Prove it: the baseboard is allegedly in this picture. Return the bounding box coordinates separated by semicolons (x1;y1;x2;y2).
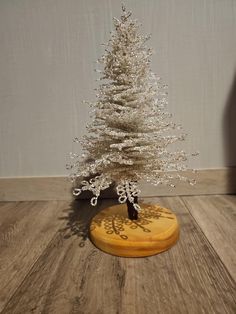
0;168;235;201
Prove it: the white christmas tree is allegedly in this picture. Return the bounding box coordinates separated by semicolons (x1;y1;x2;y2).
67;6;196;219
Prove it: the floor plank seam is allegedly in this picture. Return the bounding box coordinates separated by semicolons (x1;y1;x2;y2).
180;196;236;284
0;219;66;314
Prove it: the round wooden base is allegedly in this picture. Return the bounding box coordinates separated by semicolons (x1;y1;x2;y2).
89;203;179;257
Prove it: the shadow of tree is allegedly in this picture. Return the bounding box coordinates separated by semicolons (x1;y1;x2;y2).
59;198;118;246
223;71;236;193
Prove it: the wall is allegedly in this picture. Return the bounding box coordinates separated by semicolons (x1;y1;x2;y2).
0;0;236;178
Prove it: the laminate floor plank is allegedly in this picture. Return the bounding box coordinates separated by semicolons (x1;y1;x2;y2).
0;200;68;312
182;195;236;281
2;197;236;314
0;201;23;225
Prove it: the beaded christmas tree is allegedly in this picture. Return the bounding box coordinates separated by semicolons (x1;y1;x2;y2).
67;6;196;225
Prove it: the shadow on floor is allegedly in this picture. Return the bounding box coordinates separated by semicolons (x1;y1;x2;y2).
223;71;236;193
59;198;118;246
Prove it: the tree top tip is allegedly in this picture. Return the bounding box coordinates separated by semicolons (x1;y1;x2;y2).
120;4;132;22
121;3;126;12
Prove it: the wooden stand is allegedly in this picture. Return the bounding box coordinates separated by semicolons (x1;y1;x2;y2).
89;203;180;257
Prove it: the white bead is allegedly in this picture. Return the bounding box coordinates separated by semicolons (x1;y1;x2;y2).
91;197;98;206
73;188;81;196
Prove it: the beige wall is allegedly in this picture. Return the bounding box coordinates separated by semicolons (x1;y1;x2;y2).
0;0;236;178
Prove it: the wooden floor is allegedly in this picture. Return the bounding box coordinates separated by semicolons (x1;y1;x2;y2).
0;195;235;314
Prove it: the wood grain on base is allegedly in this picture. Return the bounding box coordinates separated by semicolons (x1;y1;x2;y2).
89;203;179;257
